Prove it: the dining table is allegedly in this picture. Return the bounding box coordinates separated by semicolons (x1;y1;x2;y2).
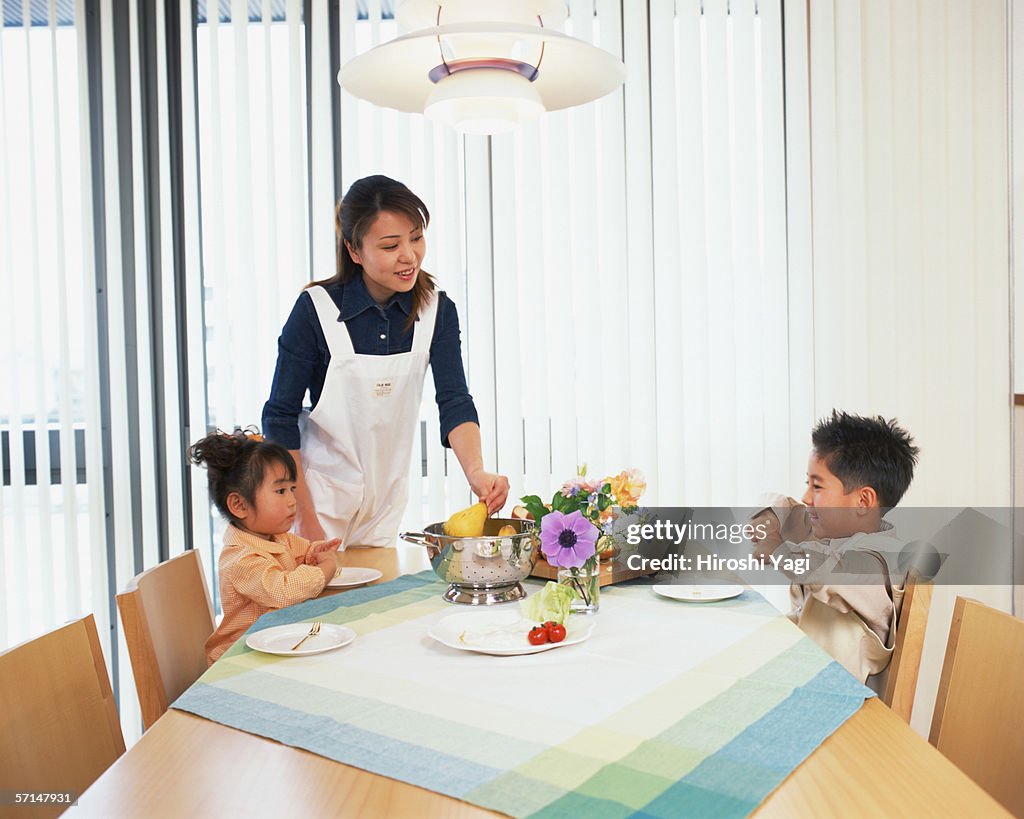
76;545;1008;818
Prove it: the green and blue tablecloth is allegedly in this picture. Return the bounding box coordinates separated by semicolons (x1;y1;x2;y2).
174;573;872;818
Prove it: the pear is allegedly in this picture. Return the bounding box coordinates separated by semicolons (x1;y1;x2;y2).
497;524;517;537
444;501;488;537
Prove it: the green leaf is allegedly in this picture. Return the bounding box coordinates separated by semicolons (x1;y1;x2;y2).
552;492;580;514
520;495;549;523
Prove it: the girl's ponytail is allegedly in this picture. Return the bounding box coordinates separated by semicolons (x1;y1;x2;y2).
189;428;295;521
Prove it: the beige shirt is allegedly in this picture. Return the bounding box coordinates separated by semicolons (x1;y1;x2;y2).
753;494;901;646
205;525;326;665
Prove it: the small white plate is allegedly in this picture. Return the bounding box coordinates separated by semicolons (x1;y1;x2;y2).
326;567;383;589
652;584;744;603
245;623;356;656
429;610;594;656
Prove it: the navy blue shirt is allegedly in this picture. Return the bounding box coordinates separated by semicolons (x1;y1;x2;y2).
262;276;479;450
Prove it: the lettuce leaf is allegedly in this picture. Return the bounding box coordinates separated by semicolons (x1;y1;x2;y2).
520;581;574;624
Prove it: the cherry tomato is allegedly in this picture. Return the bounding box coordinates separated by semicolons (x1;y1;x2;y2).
546;623;567;643
528;626;549;646
542;620;558;633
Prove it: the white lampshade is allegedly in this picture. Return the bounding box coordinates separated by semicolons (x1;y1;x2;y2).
425;68;544;134
338;21;626;135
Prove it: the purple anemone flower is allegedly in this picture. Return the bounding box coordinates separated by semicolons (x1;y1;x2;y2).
540;510;598;569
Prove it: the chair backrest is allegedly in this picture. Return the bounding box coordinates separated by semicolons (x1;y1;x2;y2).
929;596;1024;816
117;549;216;730
0;615;125;800
880;569;932;722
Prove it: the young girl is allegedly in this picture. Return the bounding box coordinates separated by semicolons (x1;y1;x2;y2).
191;429;341;664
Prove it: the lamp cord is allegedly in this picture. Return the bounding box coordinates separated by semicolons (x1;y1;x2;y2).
432;7;547;82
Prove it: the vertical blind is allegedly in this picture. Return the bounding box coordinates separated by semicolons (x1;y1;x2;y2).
784;0;1011;736
17;0;1012;740
332;0;791;530
0;2;793;685
787;0;1010;508
192;0;309;581
0;0;102;669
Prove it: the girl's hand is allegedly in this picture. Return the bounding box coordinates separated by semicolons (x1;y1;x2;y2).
468;469;510;515
305;538;343;565
315;550;339;583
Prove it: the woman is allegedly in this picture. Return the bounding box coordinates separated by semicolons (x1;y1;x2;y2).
262;175;509;545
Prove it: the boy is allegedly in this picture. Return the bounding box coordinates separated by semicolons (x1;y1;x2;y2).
751;410;919;683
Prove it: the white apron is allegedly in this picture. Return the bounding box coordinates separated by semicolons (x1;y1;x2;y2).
300;285;437;547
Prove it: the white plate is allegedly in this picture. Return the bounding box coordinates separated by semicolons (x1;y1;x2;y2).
652;584;744;603
326;567;383;589
245;623;356;656
429;610;594;656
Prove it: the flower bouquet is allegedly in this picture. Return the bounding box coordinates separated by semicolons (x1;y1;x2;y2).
520;467;646;615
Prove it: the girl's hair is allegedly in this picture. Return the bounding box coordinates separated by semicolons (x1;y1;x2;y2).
189;428;297;521
308;174;436;332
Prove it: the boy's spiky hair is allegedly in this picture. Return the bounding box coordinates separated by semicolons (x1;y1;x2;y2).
812;410;919;508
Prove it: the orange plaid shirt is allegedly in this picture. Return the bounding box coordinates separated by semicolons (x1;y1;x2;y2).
205;524;327;664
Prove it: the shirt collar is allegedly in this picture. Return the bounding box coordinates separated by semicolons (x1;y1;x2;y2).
337;274;415;322
225;523;287;554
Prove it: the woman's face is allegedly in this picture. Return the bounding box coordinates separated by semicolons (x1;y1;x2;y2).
347;210;425;304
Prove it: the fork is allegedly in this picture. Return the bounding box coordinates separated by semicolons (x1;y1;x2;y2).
290;621;321;651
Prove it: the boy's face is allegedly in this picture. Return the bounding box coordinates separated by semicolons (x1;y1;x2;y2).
800;452;869;539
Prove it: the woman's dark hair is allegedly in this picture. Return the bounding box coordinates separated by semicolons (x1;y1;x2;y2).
189;427;296;521
308;174;436;333
812;410;920;508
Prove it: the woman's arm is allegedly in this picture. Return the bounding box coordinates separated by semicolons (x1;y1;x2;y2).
262;292;326;449
448;421;510;514
289;450;327;541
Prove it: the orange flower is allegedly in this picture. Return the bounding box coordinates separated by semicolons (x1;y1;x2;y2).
608;469;646;508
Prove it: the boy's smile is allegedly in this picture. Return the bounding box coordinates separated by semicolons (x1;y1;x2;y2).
801;452;877;539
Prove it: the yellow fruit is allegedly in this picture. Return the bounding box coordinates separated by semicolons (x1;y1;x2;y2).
444;502;488;537
497;524;517;537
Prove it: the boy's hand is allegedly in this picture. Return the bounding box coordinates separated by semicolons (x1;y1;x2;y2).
750;509;782;558
305;538;343;565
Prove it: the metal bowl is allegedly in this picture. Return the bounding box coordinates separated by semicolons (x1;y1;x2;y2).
400;518;539;604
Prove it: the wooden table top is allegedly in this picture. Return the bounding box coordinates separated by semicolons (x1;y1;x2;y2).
77;546;1009;818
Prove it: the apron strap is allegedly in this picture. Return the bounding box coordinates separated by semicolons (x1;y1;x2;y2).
412;290;439;354
307;285;355;357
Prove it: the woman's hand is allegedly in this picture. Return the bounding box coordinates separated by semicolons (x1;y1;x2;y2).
468;469;510;515
295;514;327;543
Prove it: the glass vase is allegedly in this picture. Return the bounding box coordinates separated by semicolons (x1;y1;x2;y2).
557;558;600;615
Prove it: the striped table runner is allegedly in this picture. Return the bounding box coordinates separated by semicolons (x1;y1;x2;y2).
174;573;872;817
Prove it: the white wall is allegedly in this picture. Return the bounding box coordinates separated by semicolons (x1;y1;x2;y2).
786;0;1012;737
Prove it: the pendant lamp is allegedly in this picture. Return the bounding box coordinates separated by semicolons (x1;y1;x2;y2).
338;0;626;135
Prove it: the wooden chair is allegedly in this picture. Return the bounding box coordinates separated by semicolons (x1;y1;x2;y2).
117;549;216;730
0;615;125;808
879;569;932;722
929;597;1024;816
